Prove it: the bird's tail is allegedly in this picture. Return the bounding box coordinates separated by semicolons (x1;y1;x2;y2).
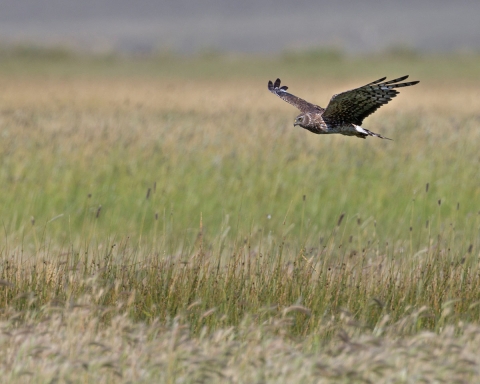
354;125;392;140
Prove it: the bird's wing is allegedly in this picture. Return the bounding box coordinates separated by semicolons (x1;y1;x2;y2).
322;76;419;126
268;78;322;113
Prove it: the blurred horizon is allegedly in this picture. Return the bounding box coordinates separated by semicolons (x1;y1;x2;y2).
1;0;480;55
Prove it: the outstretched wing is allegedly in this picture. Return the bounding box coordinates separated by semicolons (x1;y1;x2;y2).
268;78;322;113
322;75;419;126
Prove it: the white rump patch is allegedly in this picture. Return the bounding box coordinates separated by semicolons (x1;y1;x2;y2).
354;125;369;135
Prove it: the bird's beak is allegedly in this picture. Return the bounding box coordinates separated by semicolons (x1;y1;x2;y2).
293;122;298;127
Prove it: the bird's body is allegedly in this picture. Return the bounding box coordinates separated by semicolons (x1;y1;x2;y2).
268;76;419;139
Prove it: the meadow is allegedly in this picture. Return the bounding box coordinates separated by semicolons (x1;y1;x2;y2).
0;49;480;382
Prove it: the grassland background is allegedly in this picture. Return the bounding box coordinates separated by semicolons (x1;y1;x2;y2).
0;50;480;382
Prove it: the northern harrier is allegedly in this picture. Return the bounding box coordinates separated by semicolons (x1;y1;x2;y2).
268;76;419;139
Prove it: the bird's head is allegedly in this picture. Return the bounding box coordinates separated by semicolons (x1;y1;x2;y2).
294;114;309;128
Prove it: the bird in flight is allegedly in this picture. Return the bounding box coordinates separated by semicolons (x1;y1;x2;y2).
268;76;419;139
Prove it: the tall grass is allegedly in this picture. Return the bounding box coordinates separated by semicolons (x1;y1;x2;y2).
0;52;480;382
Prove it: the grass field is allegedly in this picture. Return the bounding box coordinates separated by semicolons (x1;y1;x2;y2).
1;50;480;382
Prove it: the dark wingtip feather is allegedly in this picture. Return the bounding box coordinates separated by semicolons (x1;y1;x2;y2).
395;75;409;82
391;80;420;88
367;77;387;86
269;78;289;92
382;75;409;85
